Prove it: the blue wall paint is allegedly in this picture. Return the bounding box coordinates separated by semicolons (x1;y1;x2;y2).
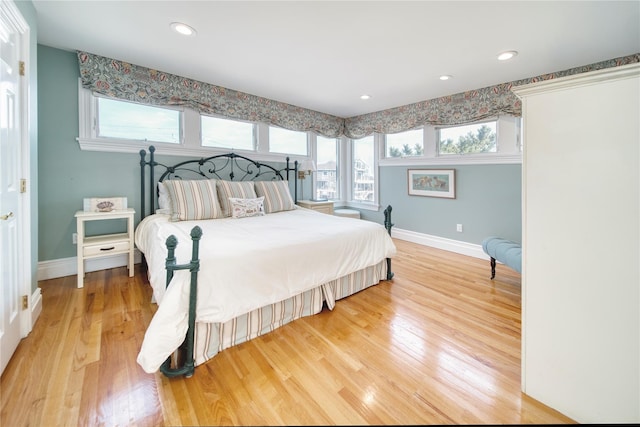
37;45;522;263
38;46;143;261
372;165;521;244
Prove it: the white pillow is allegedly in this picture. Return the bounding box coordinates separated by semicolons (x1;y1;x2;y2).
158;181;169;210
229;197;265;218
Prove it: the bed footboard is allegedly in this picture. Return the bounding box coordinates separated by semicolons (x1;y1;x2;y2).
160;226;202;379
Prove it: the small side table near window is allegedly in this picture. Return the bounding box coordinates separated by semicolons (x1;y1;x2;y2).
74;208;135;288
296;199;334;215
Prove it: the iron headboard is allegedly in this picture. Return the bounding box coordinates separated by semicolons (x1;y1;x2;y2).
139;145;298;219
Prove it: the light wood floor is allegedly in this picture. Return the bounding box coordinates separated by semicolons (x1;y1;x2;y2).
1;239;575;426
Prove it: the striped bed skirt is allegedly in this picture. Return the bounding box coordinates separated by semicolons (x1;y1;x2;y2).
193;260;388;367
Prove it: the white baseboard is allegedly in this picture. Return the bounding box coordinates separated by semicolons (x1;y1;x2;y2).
31;287;42;327
37;250;142;281
391;227;490;260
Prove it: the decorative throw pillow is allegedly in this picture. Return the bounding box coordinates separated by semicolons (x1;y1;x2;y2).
162;179;223;221
229;197;265;218
254;180;295;214
216;180;257;217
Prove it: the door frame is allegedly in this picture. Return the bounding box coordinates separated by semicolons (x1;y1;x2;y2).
2;0;34;338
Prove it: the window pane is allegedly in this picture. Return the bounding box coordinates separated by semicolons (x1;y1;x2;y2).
438;121;497;155
385;128;423;157
201;115;255;150
316;136;338;200
97;98;180;143
269;126;307;155
352;136;375;202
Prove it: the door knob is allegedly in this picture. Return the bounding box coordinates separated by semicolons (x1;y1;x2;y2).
0;212;14;220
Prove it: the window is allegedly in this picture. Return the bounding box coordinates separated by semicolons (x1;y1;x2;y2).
352;136;375;203
78;84;315;160
201;115;255;150
269;126;307;155
379;116;520;166
438;121;497;155
97;97;180;143
385;128;423;157
316;136;339;200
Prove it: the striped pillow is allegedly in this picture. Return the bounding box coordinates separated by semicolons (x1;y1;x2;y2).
216;180;258;217
163;179;223;221
254;180;295;213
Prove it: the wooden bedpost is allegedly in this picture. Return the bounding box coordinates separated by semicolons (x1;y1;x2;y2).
384;205;394;280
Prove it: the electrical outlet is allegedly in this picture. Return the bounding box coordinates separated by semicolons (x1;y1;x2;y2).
456;224;463;232
72;233;77;244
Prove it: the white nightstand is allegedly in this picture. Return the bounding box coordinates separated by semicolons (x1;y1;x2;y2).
296;199;334;215
74;208;135;288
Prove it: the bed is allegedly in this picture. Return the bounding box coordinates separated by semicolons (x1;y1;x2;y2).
135;146;397;377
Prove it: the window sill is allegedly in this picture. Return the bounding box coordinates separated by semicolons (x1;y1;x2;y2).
77;138;304;164
378;153;521;166
334;201;380;212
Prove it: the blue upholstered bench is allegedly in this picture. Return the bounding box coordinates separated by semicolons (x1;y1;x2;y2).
481;237;522;279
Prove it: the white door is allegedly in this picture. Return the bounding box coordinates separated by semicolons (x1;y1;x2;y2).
0;0;28;376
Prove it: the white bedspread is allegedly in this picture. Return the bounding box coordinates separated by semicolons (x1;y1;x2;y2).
135;206;396;372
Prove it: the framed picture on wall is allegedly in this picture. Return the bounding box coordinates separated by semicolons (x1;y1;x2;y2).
407;169;456;198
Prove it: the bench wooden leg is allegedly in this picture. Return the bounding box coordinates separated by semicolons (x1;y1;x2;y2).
490;257;496;279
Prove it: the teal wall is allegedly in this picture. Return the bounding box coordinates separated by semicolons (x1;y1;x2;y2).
38;46;142;261
363;164;521;244
15;0;38;293
37;45;522;263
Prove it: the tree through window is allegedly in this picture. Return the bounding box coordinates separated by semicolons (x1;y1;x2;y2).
438;122;497;154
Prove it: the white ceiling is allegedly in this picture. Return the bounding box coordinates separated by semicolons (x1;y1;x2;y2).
32;0;640;118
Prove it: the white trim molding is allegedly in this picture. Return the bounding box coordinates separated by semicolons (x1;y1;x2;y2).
30;287;42;330
38;250;143;281
512;62;640;97
391;227;489;260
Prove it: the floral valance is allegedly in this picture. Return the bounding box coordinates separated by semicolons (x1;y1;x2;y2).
79;50;639;140
343;53;640;138
77;51;345;138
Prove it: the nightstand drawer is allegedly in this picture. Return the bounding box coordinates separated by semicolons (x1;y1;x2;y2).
82;233;131;257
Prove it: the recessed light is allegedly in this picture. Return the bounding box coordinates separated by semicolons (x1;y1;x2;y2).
497;50;518;61
171;22;197;36
360;94;371;100
439;75;452;81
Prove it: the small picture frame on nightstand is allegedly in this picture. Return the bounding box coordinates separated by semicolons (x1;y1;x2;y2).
83;197;128;212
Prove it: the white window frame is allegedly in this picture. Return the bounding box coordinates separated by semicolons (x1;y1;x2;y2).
341;134;380;211
384;127;424;158
94;96;183;144
200;113;257;151
267;125;309;156
379;115;522;166
312;134;340;202
77;82;314;163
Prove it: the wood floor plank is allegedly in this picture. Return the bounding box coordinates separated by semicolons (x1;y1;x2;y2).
1;239;576;425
